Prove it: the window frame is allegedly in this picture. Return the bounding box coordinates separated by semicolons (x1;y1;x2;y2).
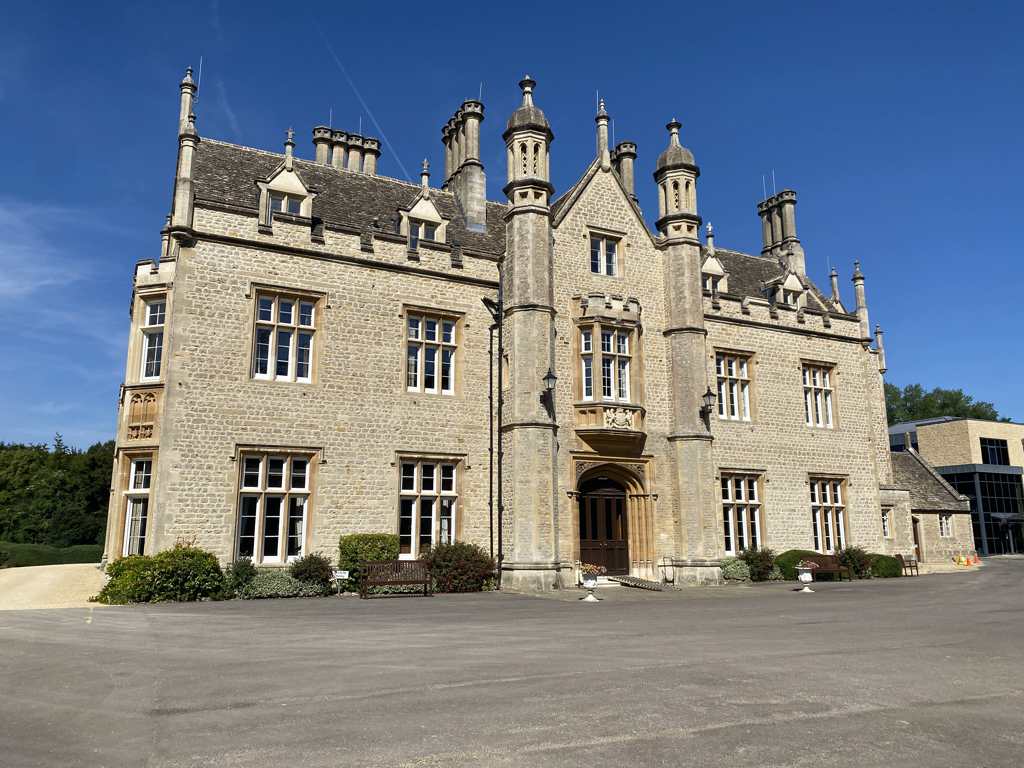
980;438;1010;466
235;452;314;565
252;291;318;384
802;362;835;429
588;234;620;277
139;296;166;382
405;310;459;396
720;473;763;555
122;455;154;557
939;512;953;538
810;477;847;554
881;507;892;539
577;321;635;404
267;191;304;219
397;457;460;559
716;352;752;422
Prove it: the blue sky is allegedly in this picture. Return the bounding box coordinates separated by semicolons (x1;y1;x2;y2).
2;1;1021;447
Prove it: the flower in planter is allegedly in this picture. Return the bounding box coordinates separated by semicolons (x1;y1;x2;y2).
579;563;607;577
796;560;820;570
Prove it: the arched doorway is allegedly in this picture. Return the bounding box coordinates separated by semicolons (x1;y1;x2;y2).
578;475;629;575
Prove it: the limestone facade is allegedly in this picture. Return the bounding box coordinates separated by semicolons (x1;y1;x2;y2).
104;71;939;584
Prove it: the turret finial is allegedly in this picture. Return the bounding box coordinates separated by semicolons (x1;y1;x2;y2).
519;75;536;107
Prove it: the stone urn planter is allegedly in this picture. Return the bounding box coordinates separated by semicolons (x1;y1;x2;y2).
579;563;606;602
795;562;817;593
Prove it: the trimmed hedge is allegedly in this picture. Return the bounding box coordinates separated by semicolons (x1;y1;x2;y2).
238;569;327;599
422;542;495;593
720;557;751;582
94;544;226;604
338;533;400;592
870;553;902;578
774;549;821;580
739;548;776;582
0;542;103;568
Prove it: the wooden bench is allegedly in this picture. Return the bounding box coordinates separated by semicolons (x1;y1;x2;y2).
896;553;920;576
803;554;852;581
359;560;431;599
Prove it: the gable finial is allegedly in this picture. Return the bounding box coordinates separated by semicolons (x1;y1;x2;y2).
420;158;431;191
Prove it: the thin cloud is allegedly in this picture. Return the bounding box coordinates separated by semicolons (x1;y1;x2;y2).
215;77;243;139
0;202;90;297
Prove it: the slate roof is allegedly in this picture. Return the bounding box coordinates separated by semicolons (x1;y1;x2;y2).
191;139;835;305
192;139;507;256
891;450;971;512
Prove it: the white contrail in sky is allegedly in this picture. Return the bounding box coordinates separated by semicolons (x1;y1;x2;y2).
319;33;413;182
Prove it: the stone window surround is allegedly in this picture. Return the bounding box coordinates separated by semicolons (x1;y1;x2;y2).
939;512;953;538
809;475;849;554
233;445;322;566
394;452;465;559
245;283;326;386
128;286;171;387
586;226;627;279
720;472;764;556
256;173;315;233
399;303;466;398
881;506;893;539
801;358;839;430
112;448;158;559
714;348;755;422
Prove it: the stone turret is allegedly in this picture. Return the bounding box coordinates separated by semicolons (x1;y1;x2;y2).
655;116;718;573
654;120;700;240
499;76;559;591
853;260;871;342
170;67;199;244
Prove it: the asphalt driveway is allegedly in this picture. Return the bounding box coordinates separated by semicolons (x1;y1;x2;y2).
1;560;1022;767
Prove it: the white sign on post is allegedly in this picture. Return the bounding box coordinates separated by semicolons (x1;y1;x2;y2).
332;570;350;581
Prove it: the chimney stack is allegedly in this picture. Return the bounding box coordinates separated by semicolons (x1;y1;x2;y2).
440;99;487;231
312;126;333;164
612;141;637;201
346;135;364;172
331;131;347;170
757;189;805;274
362;137;380;175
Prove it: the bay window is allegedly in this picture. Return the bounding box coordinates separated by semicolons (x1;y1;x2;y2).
122;456;153;556
140;297;166;381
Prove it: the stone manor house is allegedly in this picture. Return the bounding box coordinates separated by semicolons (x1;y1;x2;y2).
103;70;976;588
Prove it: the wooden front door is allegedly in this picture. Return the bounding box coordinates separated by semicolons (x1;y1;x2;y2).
578;477;629;575
912;516;922;561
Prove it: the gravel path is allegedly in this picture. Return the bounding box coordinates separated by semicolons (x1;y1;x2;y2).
0;563;105;610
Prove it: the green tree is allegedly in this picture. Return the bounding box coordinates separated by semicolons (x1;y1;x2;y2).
885;383;1009;426
0;436;113;547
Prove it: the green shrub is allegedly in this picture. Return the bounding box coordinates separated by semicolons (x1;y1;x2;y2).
95;555;158;604
720;557;751;582
148;545;226;602
422;542;495;593
0;547;9;568
337;533;400;592
225;558;258;595
774;549;821;580
738;548;776;582
289;553;333;590
95;545;225;604
238;569;327;599
0;541;103;568
768;565;785;581
869;553;902;578
837;546;873;579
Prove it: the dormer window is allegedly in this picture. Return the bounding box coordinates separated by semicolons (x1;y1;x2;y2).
409;220;438;250
782;289;801;306
703;275;720;293
268;192;303;217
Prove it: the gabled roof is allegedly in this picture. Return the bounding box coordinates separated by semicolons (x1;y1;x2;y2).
549;159;653;245
191;139;507;256
891;449;971;512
